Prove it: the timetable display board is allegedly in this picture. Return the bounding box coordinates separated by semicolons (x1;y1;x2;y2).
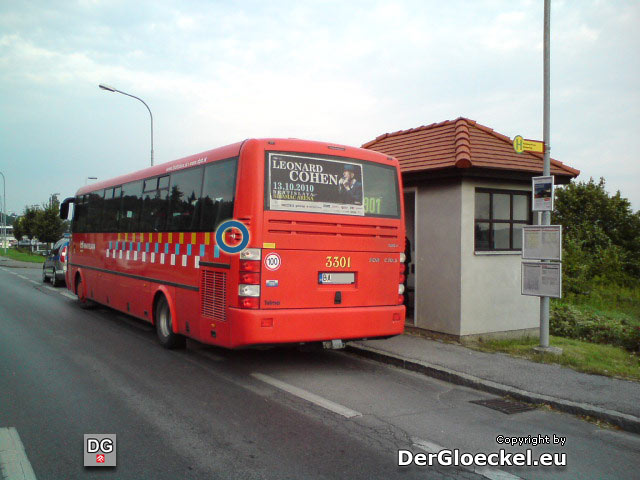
522;225;562;261
521;262;562;298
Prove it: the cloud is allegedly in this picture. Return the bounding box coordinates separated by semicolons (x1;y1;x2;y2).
0;0;638;213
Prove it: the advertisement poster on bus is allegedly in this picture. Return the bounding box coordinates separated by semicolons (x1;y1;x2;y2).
267;153;365;216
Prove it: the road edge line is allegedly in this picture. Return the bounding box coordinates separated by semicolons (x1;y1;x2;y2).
412;437;522;480
0;427;37;480
251;372;362;419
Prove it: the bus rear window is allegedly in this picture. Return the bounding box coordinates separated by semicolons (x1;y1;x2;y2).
265;153;400;218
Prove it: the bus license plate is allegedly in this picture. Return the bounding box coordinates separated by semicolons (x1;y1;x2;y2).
318;272;355;285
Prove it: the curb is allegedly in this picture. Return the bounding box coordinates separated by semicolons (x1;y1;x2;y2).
346;344;640;434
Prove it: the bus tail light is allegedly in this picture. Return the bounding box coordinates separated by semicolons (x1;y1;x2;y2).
239;260;261;272
240;272;260;284
239;248;262;309
239;284;260;297
398;283;405;305
239;285;260;309
240;248;261;260
398;263;406;304
240;297;260;309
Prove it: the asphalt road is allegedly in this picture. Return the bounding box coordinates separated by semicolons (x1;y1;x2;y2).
1;261;639;479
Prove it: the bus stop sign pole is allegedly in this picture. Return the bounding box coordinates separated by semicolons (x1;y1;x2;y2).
536;0;561;355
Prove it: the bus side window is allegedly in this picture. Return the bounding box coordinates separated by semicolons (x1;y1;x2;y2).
86;191;104;232
73;195;88;233
200;158;237;231
103;188;115;232
120;181;143;233
167;167;203;232
108;186;122;232
140;188;154;232
140;185;168;232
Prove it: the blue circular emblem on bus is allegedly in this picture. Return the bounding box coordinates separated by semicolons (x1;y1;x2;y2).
215;220;250;254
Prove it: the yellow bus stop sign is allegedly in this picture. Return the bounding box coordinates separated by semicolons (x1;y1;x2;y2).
513;135;544;154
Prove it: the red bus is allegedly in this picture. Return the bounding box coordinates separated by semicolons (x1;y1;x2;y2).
60;138;406;349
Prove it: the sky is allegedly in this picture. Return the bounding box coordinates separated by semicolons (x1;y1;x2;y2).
1;0;639;216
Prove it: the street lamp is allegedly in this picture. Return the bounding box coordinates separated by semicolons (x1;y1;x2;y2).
0;171;6;255
99;84;154;166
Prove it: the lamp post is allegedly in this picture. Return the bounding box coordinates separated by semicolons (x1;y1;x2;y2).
50;193;60;209
99;84;154;166
0;171;6;255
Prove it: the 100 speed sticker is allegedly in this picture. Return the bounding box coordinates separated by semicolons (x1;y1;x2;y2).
264;253;281;271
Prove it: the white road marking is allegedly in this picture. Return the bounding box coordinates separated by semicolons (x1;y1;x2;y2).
251;372;362;419
29;280;39;285
60;291;77;300
0;427;37;480
411;437;444;453
17;275;28;280
412;437;522;480
475;467;523;480
45;286;57;292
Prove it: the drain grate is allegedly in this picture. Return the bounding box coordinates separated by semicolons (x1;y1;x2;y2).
470;398;535;414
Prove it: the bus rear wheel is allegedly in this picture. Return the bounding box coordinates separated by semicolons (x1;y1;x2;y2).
75;275;94;309
155;296;186;349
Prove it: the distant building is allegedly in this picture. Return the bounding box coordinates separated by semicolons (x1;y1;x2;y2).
1;225;16;247
363;117;579;340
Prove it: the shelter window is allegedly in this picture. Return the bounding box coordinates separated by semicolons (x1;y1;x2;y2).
474;189;532;251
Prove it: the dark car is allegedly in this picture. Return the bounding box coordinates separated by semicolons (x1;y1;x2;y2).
42;237;69;287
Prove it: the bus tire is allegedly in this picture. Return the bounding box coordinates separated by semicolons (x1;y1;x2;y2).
75;274;94;309
155;295;186;349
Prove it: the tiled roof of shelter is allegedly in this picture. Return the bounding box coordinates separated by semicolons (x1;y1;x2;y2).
362;117;579;178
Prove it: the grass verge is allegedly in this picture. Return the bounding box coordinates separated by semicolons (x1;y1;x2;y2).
471;335;640;382
0;247;46;263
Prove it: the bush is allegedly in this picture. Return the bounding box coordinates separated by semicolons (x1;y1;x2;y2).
551;303;640;352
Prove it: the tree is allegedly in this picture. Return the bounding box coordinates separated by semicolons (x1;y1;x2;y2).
12;203;66;245
33;200;65;244
553;178;640;285
19;206;40;240
12;216;25;241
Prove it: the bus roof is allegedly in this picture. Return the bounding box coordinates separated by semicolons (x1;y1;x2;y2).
76;138;397;196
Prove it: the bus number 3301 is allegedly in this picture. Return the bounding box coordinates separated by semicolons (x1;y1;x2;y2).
325;256;351;268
